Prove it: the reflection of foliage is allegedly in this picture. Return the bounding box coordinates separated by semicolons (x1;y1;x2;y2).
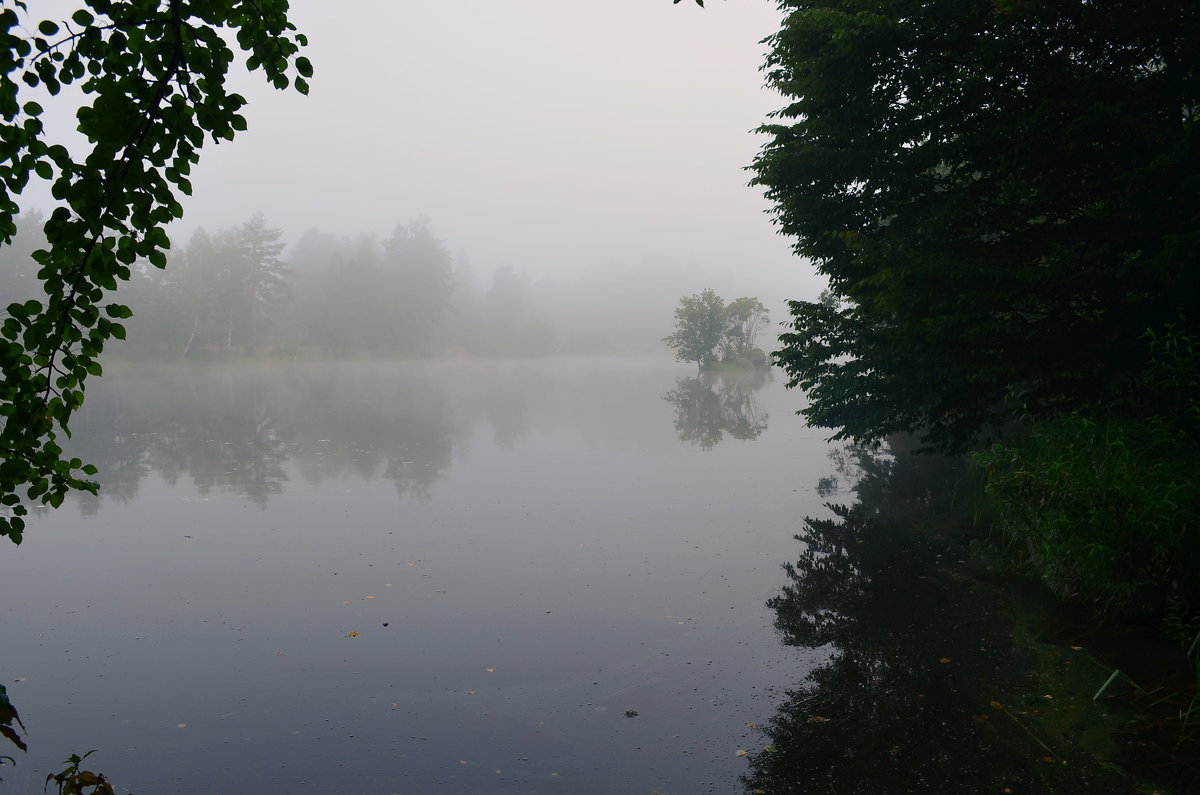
663;371;769;451
61;364;457;511
0;684;25;755
284;371;454;502
744;442;1133;793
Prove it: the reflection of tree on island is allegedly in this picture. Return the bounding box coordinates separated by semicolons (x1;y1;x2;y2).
663;370;769;451
742;443;1131;794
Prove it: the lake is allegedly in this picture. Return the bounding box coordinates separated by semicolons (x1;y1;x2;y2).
1;358;839;794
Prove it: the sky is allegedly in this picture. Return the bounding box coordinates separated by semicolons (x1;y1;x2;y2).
28;0;826;315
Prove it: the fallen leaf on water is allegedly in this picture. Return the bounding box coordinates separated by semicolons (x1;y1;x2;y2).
467;691;477;695
744;721;758;728
990;700;1003;709
1071;646;1083;651
364;595;377;600
1042;756;1056;763
808;716;831;723
939;657;952;663
486;668;495;673
346;631;359;638
341;601;350;605
735;749;749;757
176;723;187;728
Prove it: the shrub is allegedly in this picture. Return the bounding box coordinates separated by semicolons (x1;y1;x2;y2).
976;413;1199;621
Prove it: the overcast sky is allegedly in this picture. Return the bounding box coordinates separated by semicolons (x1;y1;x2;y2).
31;1;825;308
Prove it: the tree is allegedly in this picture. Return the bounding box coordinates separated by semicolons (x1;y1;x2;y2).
383;217;455;355
0;1;309;542
664;288;727;370
752;0;1199;452
664;289;770;369
720;295;768;361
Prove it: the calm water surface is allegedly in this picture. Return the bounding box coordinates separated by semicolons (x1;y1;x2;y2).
1;359;836;794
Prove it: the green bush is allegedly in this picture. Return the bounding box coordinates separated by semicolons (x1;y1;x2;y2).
976;413;1199;622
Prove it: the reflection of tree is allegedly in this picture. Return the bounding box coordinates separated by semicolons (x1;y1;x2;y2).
663;371;769;451
60;365;456;511
283;372;454;501
743;443;1131;793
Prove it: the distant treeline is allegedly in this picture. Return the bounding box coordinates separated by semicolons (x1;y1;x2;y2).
3;211;685;358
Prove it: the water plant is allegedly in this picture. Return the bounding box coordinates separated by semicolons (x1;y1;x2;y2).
44;751;116;795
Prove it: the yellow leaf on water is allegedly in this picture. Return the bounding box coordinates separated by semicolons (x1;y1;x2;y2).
486;668;495;673
346;631;359;637
939;657;952;663
735;749;749;757
364;595;377;600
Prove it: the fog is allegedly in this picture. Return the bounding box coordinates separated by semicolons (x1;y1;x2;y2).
22;0;825;354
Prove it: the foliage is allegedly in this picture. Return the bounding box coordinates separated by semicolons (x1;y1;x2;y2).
975;412;1200;621
663;289;768;369
719;295;768;361
134;214;290;353
45;751;116;795
0;1;309;543
280;218;456;355
663;288;726;369
753;0;1200;452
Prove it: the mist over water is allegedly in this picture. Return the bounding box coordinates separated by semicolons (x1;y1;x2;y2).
1;358;836;793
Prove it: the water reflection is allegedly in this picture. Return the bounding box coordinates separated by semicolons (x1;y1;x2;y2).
5;360;836;794
0;685;24;756
64;363;459;509
742;442;1132;793
662;370;769;450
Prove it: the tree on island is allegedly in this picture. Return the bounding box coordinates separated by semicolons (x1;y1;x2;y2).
664;289;769;371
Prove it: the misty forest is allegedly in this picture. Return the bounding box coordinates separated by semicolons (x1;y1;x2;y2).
1;1;1197;794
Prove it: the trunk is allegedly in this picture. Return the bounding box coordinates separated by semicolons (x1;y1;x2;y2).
182;315;199;358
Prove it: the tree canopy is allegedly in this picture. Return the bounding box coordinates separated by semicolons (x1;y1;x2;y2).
663;289;769;370
0;1;309;542
752;0;1199;452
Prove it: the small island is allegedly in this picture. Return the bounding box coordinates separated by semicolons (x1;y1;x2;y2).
663;288;770;372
